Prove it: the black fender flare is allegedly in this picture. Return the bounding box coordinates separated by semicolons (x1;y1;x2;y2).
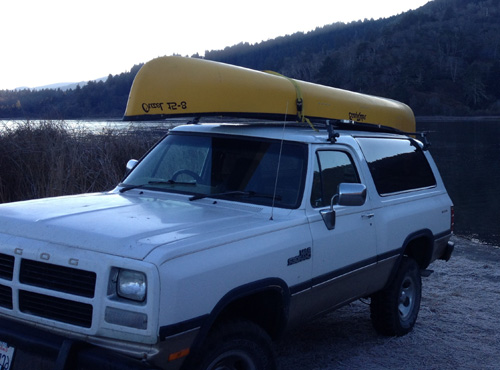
176;278;291;354
384;229;434;288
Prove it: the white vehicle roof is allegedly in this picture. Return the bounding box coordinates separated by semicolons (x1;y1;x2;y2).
171;122;410;145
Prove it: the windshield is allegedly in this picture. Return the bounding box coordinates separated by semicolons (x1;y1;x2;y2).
122;132;308;209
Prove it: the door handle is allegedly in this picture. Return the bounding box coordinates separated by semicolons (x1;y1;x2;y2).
362;213;375;219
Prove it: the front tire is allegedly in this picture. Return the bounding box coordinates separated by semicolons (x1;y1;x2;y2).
370;256;422;336
187;320;277;370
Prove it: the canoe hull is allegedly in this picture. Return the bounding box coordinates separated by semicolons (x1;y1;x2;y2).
123;56;415;132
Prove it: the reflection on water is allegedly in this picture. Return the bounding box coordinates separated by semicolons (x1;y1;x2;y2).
0;119;180;133
418;118;500;246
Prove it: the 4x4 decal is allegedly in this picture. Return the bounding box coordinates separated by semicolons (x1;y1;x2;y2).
287;247;312;266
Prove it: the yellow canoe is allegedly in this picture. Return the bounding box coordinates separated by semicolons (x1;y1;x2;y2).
123;56;415;132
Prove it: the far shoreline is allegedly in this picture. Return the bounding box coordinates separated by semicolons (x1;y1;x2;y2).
416;116;500;122
2;115;500;123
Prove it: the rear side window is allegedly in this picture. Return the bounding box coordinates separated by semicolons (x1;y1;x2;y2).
356;137;436;195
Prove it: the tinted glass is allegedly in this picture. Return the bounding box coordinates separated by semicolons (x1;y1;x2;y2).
356;137;436;195
310;151;360;208
124;133;308;209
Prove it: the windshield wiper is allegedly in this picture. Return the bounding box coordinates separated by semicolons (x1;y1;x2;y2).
189;190;281;202
119;180;196;194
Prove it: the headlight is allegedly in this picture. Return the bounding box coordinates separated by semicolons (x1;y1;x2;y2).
117;269;147;302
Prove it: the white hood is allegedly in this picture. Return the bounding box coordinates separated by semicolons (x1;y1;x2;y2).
0;191;273;260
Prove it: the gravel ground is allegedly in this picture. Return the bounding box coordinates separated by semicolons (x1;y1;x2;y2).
276;235;500;369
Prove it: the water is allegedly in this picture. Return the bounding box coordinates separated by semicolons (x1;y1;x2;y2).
418;118;500;246
2;118;499;246
0;119;177;133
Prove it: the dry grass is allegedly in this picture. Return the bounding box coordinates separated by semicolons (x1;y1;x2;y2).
0;120;165;203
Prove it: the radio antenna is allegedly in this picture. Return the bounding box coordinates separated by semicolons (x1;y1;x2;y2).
270;103;288;220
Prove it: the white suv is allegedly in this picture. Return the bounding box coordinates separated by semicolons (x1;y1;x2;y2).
0;120;453;370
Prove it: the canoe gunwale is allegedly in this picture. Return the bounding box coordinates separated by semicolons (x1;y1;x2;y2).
122;111;422;138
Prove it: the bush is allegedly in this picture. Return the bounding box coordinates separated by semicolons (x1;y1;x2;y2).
0;120;165;203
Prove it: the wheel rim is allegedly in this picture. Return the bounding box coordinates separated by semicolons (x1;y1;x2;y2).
398;276;416;320
207;349;258;370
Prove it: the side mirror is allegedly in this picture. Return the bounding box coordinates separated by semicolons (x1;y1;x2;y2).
337;183;367;206
320;183;367;230
126;159;138;174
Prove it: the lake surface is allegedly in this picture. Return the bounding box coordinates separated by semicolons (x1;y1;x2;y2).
418;118;500;246
2;118;499;246
0;119;178;133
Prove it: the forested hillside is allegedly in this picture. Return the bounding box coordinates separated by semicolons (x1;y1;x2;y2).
0;64;143;119
1;0;499;119
206;0;500;116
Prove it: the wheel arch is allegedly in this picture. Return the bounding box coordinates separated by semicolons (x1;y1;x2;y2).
402;229;434;269
192;278;291;351
384;229;434;289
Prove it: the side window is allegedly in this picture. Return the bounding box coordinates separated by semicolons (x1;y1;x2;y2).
356;137;436;195
310;151;360;208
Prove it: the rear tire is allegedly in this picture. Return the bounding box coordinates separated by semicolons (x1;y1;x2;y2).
187;320;277;370
370;256;422;336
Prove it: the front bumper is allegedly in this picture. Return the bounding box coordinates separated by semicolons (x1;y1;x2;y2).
0;317;161;370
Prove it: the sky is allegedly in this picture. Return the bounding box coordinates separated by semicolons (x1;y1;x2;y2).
0;0;430;90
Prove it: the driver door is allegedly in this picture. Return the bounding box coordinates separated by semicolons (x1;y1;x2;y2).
307;148;379;312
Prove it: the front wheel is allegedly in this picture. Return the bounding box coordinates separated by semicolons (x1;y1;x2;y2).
370;256;422;336
186;320;277;370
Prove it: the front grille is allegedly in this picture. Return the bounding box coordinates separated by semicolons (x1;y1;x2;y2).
0;253;14;280
0;284;12;309
20;259;96;298
0;255;97;328
19;290;93;328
